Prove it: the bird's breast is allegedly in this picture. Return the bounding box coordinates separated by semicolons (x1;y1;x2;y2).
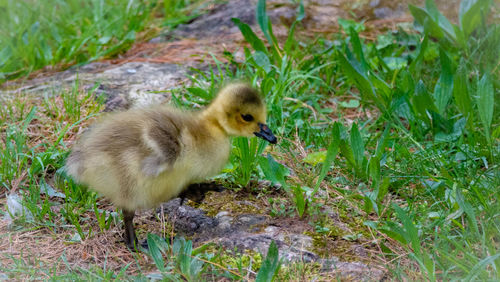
185;137;231;182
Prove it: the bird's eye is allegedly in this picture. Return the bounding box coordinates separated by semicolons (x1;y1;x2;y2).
241;114;254;122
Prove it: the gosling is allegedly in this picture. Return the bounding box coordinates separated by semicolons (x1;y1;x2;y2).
65;83;277;249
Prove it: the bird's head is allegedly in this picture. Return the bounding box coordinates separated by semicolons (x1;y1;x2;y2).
207;83;277;144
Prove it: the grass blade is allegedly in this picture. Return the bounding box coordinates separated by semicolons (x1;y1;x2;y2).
256;240;281;282
465;253;500;281
284;0;304;54
257;0;271;42
476;74;494;144
231;18;267;53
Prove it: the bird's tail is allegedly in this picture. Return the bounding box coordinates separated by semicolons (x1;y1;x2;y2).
65;149;84;182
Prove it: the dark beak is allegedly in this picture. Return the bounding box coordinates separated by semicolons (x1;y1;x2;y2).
254;123;277;144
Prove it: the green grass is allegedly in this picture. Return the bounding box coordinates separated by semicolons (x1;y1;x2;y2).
0;0;208;83
1;0;499;280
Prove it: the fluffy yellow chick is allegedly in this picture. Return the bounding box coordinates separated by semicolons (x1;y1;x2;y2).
65;83;276;248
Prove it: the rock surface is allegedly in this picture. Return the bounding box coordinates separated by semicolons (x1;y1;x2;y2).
158;197;385;281
2;62;188;110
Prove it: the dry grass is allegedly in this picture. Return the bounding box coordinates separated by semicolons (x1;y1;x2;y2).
0;200;179;277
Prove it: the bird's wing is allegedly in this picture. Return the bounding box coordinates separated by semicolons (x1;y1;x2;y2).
141;113;182;176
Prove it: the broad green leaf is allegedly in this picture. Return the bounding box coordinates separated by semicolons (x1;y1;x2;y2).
394;96;414;123
293;185;306;217
312;123;340;196
477;74;494;141
409;5;444;39
340;49;389;110
378;177;390;202
379;222;407;244
22;106;37;132
459;0;490;37
369;156;380;189
147;233;167;272
425;0;456;41
383;57;407;70
258;154;289;187
186;87;210;99
349;27;368;73
40;180;66;198
253;51;272;73
338;18;365;33
434;49;454;115
452;64;472;122
339;99;360;108
256;241;281;282
412;80;436;123
257;0;271;43
375;123;391;159
231;18;267;53
267;20;282;65
337;53;375;100
434;117;466;142
179;240;194;276
393;205;421;256
409;35;428;74
424;0;440;20
303;151;326;166
455;186;479;235
340;139;356;171
370;72;392;102
492;126;500;139
296;0;305;21
363;191;377;215
453;24;467;51
376;34;393;50
350;123;365;171
284;0;305;54
0;47;13;68
98;36;111;45
284;21;298;54
399;70;415;94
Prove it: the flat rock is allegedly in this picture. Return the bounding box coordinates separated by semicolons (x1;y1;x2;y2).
320;259;386;281
158;198;385;280
1;62;188;110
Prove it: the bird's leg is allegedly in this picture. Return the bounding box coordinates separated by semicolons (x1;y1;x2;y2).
178;182;225;205
123;209;149;250
123;209;138;249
